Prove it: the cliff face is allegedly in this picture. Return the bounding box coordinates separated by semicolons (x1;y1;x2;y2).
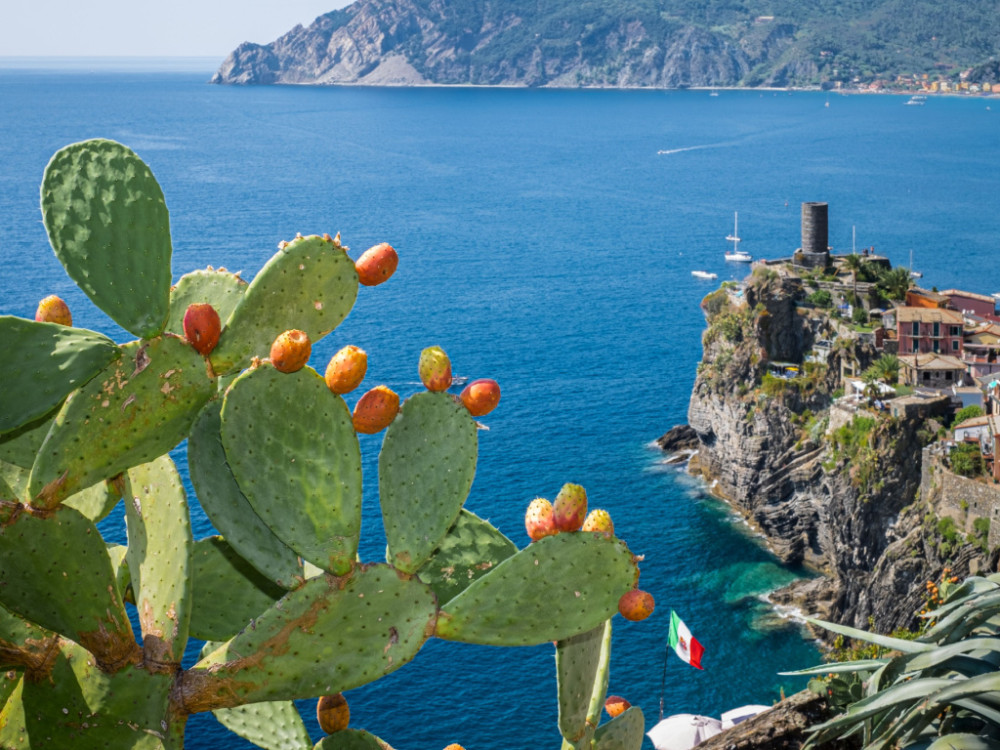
209;1;806;87
684;268;988;634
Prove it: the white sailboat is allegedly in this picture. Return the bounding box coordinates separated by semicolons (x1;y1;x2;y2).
724;212;752;262
909;249;922;278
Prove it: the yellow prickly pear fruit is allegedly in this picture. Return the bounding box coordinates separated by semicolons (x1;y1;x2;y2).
419;346;453;391
325;345;368;394
270;329;311;373
552;483;587;532
525;497;558;541
316;692;350;734
35;295;72;326
582;508;614;538
352;385;400;434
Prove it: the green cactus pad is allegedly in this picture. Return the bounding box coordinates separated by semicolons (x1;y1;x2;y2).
0;670;19;713
106;543;132;602
0;638;172;750
124;454;192;666
41;139;173;338
220;365;362;575
210;235;358;374
434;533;638;646
593;706;646;750
189;536;286;642
0;410;56;470
165;267;248;336
28;334;215;508
189;565;435;706
188;400;302;589
0;505;138;671
557;620;611;744
0;461;27;501
379;392;477;573
0;458;118;523
0;317;119;437
314;730;395;750
213;700;312;750
416;509;516;606
0;603;55;671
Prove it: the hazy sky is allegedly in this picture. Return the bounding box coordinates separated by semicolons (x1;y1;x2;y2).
2;0;352;58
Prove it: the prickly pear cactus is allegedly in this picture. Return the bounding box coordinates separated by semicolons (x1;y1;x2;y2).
0;139;652;750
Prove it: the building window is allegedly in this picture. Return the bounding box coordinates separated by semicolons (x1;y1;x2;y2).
913;321;919;337
952;326;961;336
933;340;940;353
953;340;959;351
946;371;953;380
923;372;930;381
933;322;940;338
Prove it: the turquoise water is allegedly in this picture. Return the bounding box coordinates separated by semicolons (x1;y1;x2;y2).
2;64;999;749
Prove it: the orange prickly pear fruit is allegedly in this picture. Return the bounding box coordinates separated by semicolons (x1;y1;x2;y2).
355;242;398;286
553;483;588;532
325;345;368;394
35;295;72;326
582;508;614;537
525;497;558;541
618;589;655;622
419;346;453;391
182;303;221;356
316;692;350;734
270;329;311;373
352;385;400;434
459;378;500;417
604;695;631;718
443;745;467;750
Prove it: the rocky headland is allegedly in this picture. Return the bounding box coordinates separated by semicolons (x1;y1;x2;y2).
667;264;996;637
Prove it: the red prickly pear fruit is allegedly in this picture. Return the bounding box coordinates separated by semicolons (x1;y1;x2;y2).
270;329;311;373
35;295;72;326
525;497;558;541
459;379;500;417
182;303;221;356
582;508;614;538
553;483;587;532
355;242;398;286
419;346;453;391
604;695;631;719
618;589;655;622
352;385;400;434
316;692;350;734
325;345;368;394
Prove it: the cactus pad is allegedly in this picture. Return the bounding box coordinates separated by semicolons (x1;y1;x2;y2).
0;602;55;671
165;267;248;336
593;706;646;750
188;400;302;588
124;454;192;666
213;700;312;750
0;411;56;470
41;139;173;338
379;392;477;573
210;235;358;374
0;638;172;749
189;565;435;706
314;730;395;750
415;509;516;606
557;620;611;744
220;365;362;575
28;334;215;508
189;536;286;642
0;316;119;437
435;533;638;646
0;505;138;671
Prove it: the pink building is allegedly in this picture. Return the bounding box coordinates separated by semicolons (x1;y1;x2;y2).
896;307;965;356
940;289;997;318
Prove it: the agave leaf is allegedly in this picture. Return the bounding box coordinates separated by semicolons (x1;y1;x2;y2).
805;616;933;654
779;659;887;676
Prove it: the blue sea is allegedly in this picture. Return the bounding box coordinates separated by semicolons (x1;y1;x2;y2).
2;60;999;750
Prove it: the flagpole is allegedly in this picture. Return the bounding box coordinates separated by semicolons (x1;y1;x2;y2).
658;631;671;721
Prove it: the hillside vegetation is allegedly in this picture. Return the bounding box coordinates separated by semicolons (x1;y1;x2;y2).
212;0;1000;88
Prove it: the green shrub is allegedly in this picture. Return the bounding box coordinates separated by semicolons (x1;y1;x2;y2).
953;404;985;426
950;442;983;477
851;306;868;325
807;289;832;307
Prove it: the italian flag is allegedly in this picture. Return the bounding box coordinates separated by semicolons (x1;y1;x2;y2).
668;610;704;670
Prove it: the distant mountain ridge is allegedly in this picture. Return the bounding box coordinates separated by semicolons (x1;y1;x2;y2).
211;0;1000;88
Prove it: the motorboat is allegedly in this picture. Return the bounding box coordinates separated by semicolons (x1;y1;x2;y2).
691;270;717;280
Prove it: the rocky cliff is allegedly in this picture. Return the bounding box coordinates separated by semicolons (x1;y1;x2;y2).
679;267;992;636
211;0;1000;88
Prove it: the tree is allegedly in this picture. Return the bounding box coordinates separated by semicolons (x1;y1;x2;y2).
953;404;985;426
950;441;983;477
877;266;913;302
869;353;900;384
842;253;863;307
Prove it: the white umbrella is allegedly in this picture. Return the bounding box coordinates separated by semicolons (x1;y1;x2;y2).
646;714;723;750
720;704;771;730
